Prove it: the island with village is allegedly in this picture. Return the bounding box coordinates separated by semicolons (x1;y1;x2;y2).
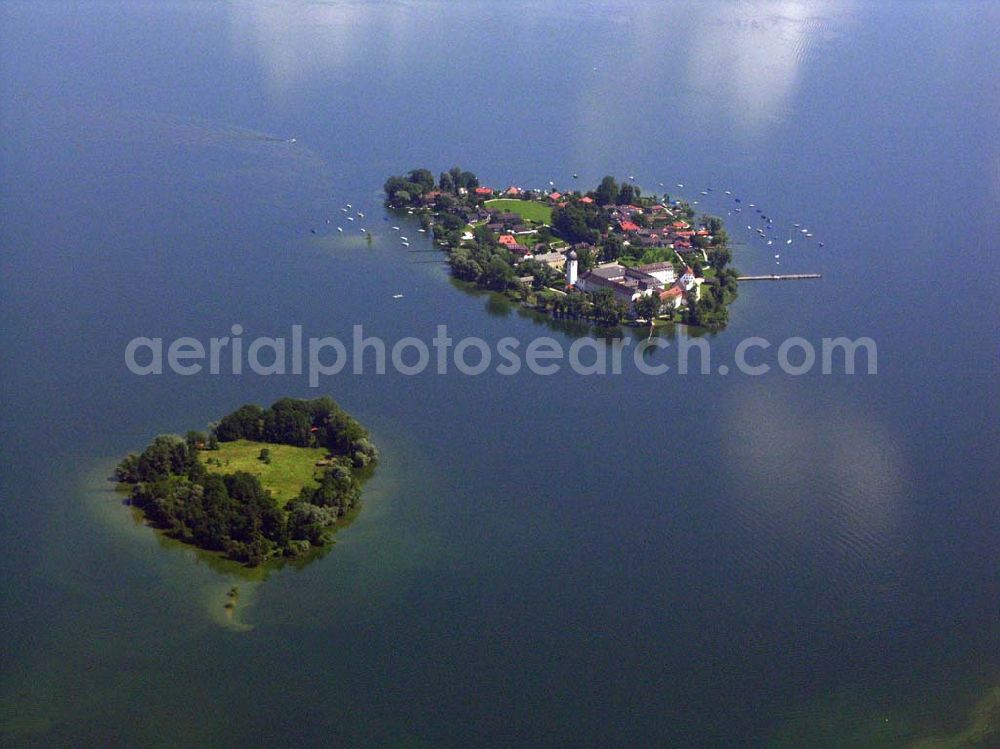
383;168;738;329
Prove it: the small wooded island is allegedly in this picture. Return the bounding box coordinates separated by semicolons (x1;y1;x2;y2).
384;168;738;329
116;397;378;566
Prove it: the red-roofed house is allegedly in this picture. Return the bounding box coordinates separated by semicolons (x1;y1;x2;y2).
659;267;701;309
580;196;594;204
498;234;518;246
620;221;641;233
549;191;562;201
505;186;522;197
474;186;494;197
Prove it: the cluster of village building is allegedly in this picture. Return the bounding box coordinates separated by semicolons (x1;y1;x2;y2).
443;185;710;312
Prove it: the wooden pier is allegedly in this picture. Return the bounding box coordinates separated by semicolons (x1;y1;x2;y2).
737;273;822;281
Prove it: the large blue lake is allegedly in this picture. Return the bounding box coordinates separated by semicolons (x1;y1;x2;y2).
1;1;997;746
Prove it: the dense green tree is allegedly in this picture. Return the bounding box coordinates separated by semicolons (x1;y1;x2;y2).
591;288;627;325
438;170;454;193
707;245;732;274
575;245;597;272
483;256;517;291
634;294;661;324
215;404;266;441
553;204;598;244
595;176;619;206
459;171;479;190
406;168;435;194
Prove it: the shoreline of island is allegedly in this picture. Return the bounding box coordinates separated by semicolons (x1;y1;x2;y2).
384;168;738;330
115;397;378;568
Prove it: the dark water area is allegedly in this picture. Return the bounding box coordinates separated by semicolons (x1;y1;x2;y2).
1;2;997;746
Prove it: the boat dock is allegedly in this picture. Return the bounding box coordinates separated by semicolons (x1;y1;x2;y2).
737;273;822;281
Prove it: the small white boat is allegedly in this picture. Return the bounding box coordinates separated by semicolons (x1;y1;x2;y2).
393;294;403;299
400;236;408;241
418;228;426;233
392;226;400;230
347;216;355;221
724;190;732;195
677;183;684;188
341;208;348;213
357;212;365;218
806;233;813;238
346;203;352;209
786;239;793;245
774;254;780;259
337;227;343;233
401;242;410;247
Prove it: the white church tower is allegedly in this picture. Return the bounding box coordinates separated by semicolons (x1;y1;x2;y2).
566;249;578;286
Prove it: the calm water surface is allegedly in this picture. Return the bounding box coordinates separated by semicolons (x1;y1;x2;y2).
1;2;997;747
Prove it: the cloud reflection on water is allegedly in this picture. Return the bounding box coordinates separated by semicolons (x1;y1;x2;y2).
725;385;907;569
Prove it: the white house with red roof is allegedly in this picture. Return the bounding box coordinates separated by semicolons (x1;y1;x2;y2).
659;266;701;310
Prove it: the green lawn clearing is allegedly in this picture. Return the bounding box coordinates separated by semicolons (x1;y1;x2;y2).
204;440;328;505
484;198;552;224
